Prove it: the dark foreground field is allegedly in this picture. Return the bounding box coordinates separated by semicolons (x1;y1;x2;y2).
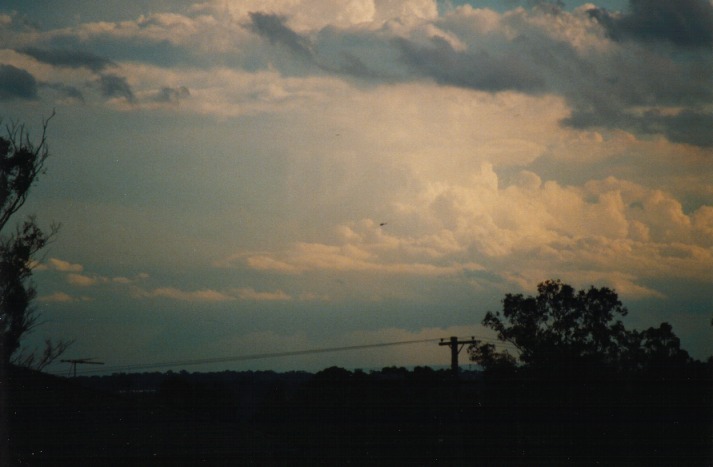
7;365;712;466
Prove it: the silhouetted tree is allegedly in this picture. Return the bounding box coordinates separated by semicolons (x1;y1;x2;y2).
468;280;711;464
470;279;693;379
0;113;63;467
637;322;691;379
468;342;516;377
0;113;65;367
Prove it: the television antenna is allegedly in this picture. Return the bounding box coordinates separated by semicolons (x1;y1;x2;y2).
61;358;104;377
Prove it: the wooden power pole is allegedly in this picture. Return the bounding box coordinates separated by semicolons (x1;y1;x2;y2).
61;358;104;377
439;336;478;376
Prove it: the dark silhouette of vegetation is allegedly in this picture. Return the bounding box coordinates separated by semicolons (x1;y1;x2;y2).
0;113;69;467
7;358;712;465
0;113;66;368
469;279;712;465
470;279;696;378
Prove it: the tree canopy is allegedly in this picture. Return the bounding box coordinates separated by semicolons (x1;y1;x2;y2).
471;279;692;380
0;114;63;368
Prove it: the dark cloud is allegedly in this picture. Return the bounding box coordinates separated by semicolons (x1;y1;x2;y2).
0;64;38;100
248;12;313;58
306;10;710;147
328;52;385;80
41;82;85;102
590;0;713;48
565;107;713;147
18;47;115;72
395;36;545;93
153;86;190;103
98;73;134;102
643;110;713;147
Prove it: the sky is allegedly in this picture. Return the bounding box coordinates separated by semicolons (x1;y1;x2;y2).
1;0;711;374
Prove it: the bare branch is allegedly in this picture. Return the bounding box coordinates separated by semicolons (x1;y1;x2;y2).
0;111;54;233
12;338;74;371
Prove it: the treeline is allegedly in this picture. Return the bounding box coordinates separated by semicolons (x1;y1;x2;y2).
10;359;712;465
76;366;467;423
463;280;713;465
73;360;711;465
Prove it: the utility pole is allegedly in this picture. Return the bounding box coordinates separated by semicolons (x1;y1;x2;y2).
61;358;104;377
439;336;478;377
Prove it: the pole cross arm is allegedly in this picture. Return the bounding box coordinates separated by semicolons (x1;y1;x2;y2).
61;358;105;377
439;336;479;376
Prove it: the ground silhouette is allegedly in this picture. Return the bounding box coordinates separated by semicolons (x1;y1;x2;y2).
8;362;711;465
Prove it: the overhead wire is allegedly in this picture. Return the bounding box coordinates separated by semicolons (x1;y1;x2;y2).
50;334;519;376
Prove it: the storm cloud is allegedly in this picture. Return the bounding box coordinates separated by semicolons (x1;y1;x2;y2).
591;0;713;48
395;35;546;93
248;12;314;59
153;85;190;103
98;73;135;102
19;47;115;72
41;82;84;102
0;64;37;100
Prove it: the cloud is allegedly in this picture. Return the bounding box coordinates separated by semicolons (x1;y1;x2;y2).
241;238;473;277
152;85;190;103
98;73;135;102
2;0;707;147
136;287;235;302
38;291;93;303
111;276;133;284
0;64;38;100
394;35;545;92
642;110;713;148
41;81;84;102
235;287;291;301
38;292;74;303
247;12;314;58
590;0;713;48
67;273;100;287
215;0;438;31
229;166;712;301
48;258;84;273
18;47;115;72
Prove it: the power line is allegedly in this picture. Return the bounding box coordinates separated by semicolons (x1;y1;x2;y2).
56;338;436;375
52;334;519;376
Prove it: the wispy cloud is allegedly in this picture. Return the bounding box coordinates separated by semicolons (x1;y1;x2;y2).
38;291;93;303
134;287;235;302
48;258;84;273
66;273;101;287
235;287;291;301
